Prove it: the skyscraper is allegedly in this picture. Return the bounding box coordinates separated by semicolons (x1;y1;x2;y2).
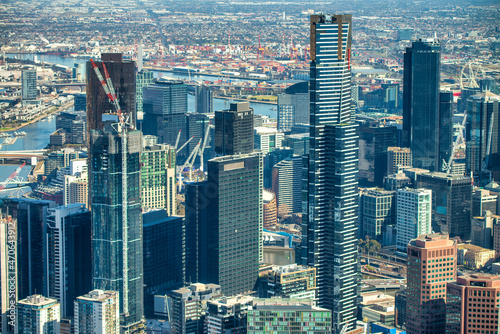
141;142;177;215
465;92;499;177
90;128;144;330
195;84;213;114
45;204;92;319
406;233;457;334
21;69;37;101
136;70;154;120
277;81;309;131
1;199;55;300
185;153;263;296
272;156;302;215
396;188;432;253
417;172;472;240
86;54;137;135
298;14;359;332
403;38;442;171
214;102;254;156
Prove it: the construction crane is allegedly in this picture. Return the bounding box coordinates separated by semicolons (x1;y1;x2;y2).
176;136;195;154
442;110;467;174
0;162;26;192
178;139;201;191
198;124;212;172
90;58;131;316
482;113;494;181
174;130;182;151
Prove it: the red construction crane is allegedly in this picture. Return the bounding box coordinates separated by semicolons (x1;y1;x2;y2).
0;162;26;192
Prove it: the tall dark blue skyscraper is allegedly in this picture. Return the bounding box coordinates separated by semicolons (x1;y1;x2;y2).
90;127;144;330
403;38;442;171
298;14;359;333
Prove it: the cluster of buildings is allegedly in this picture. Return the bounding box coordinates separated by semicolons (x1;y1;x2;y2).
0;6;499;334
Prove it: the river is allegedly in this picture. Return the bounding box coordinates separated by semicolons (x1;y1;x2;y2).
6;53;278;118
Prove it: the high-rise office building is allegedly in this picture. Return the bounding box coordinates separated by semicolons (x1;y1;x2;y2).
263;190;277;229
21;69;37;100
272;156;302;215
214;102;254;156
438;91;453;170
358;124;398;187
142;210;184;295
185;153;263;296
277;81;309;132
44;204;91;319
359;188;396;242
73;93;86;112
0;216;16;334
1;199;55;300
298;14;359;332
16;295;60;334
417;172;472;240
465;92;499;177
403;39;444;172
446;274;500;334
141;142;176;215
74;290;119;334
90;128;144;330
195;85;213;114
136;70;154;119
169;283;222;334
247;299;332;334
86;53;137;135
396;188;432;253
263;148;294;189
406;234;457;334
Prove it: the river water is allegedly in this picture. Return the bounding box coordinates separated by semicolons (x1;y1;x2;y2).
6;53;278;118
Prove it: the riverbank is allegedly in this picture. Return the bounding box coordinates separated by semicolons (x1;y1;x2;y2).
0;101;73;133
214;95;277;105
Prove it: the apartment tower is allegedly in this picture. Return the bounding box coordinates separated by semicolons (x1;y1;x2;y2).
298;14;359;332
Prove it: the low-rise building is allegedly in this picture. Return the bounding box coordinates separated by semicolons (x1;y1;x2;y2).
457;244;496;269
259;264;317;302
205;295;254;334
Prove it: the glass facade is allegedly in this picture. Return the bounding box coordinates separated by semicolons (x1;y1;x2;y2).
403;39;441;171
90;128;144;328
298;14;359;333
214;102;254;156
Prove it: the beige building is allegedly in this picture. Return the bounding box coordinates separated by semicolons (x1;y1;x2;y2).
457;244;496;269
74;290;119;334
387;147;412;174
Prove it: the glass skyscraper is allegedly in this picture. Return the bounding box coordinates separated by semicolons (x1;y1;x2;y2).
403;39;442;171
298;14;359;333
90;128;144;330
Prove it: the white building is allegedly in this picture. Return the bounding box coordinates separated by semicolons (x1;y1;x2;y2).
254;127;284;154
16;295;60;334
396;188;432;253
74;290;119;334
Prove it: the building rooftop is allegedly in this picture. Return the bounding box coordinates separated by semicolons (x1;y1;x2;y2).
270;263;314;275
251;298;328;312
77;289;117;302
19;295;58;307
